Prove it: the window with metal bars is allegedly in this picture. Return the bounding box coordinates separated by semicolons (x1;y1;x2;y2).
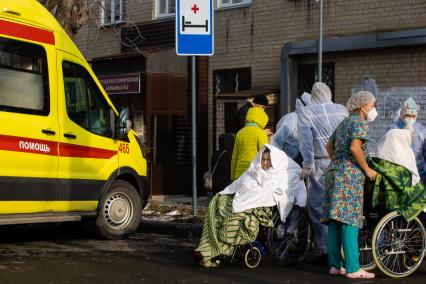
297;63;335;101
213;67;251;94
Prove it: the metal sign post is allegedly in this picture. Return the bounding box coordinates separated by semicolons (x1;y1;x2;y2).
191;56;197;216
176;0;214;217
317;0;323;82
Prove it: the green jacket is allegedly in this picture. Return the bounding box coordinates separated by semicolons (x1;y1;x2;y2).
231;107;269;180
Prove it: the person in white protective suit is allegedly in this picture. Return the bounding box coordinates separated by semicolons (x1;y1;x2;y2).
388;97;426;183
270;92;311;165
220;144;307;222
297;82;349;258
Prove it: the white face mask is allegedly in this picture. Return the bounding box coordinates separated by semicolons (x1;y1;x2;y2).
403;118;416;126
363;107;378;122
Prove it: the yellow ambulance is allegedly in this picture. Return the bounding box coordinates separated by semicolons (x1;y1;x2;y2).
0;0;149;239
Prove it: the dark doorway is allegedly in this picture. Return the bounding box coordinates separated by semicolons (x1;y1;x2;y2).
224;102;238;133
150;114;192;195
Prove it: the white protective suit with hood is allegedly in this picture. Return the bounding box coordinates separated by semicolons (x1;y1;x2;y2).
296;82;349;254
389;98;426;183
271;92;311;160
219;144;307;222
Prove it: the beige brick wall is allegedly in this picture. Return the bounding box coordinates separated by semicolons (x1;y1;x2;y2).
211;0;426;92
286;46;426;155
73;0;156;60
69;0;426;163
208;0;426;161
73;24;122;59
335;47;426;104
298;47;426;105
127;0;155;23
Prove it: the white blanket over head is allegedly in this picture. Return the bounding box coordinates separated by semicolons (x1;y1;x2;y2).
371;129;420;186
219;144;307;221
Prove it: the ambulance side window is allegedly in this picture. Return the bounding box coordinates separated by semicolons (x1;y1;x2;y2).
62;61;113;138
0;38;49;115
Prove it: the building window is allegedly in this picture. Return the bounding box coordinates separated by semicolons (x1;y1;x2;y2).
157;0;175;18
297;63;335;101
220;0;251;8
102;0;124;25
213;68;251;94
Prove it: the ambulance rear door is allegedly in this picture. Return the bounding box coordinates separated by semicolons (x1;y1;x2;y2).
0;22;59;213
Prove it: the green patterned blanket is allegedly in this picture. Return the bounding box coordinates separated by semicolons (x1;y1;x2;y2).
195;194;272;267
366;157;426;222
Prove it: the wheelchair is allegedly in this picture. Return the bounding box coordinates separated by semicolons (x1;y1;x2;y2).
267;205;313;266
214;205;313;268
214;240;267;269
349;189;426;278
371;210;426;278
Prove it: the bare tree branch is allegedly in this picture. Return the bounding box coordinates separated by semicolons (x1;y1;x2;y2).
39;0;146;55
39;0;60;11
39;0;89;35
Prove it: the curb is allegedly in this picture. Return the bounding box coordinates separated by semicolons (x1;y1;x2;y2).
139;219;203;242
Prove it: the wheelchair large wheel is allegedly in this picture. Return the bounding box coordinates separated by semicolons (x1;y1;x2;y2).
372;211;426;278
267;206;313;266
341;228;376;271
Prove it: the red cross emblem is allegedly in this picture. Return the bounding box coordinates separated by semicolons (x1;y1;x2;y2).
191;4;199;14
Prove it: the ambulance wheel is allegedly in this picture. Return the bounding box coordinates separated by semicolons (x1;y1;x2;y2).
96;180;142;240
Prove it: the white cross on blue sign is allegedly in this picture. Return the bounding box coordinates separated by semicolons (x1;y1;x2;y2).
176;0;214;56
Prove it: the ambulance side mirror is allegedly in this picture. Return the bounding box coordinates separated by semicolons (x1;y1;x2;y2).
116;107;131;139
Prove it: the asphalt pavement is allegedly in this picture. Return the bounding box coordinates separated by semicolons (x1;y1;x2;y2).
0;222;424;283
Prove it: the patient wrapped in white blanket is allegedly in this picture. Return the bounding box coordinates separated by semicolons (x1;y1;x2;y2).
219;144;307;221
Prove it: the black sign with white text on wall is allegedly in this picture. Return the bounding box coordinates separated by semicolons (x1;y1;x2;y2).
99;73;141;95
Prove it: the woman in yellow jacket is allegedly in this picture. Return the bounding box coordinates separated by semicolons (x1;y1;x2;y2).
231;107;269;180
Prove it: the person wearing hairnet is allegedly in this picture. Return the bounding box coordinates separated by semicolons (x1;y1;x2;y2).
297;82;349;260
322;91;377;279
388;97;426;183
270;92;311;165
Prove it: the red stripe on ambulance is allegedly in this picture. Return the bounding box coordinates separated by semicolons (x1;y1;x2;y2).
0;134;58;156
59;143;117;159
0;134;116;159
0;19;55;45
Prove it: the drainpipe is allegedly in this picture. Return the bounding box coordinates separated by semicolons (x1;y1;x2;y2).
317;0;323;82
280;44;291;116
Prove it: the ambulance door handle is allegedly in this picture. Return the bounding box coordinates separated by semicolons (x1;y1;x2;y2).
42;129;56;135
64;133;77;139
1;8;21;16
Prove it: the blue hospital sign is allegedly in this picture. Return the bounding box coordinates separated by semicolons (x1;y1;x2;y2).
176;0;214;56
